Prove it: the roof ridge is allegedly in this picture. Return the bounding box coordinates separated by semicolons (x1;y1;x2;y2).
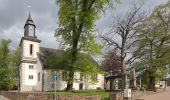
40;47;60;50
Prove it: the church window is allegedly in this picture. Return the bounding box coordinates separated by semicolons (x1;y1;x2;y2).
38;72;40;81
29;65;34;69
30;44;33;55
29;75;33;79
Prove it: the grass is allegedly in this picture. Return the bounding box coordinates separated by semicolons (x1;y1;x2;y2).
46;90;109;100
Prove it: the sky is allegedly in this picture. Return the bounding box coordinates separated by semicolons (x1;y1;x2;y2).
0;0;169;50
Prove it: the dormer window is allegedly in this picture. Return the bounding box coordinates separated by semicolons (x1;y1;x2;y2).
30;44;33;55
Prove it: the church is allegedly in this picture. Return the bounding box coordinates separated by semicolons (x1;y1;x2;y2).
19;13;104;92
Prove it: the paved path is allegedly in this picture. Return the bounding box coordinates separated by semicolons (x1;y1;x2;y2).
0;95;9;100
136;88;170;100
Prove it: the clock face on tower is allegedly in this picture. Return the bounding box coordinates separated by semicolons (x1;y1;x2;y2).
29;25;34;37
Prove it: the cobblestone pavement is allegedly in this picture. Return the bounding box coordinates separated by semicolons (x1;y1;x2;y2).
0;95;9;100
136;87;170;100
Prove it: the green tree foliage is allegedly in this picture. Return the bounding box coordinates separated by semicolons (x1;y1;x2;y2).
0;39;11;67
55;0;117;90
10;48;20;77
44;51;103;83
134;1;170;89
0;39;15;90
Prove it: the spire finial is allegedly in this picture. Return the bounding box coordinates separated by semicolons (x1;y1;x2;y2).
25;0;31;13
27;12;33;21
24;11;35;28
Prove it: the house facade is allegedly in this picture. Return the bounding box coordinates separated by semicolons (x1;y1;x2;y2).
19;13;104;92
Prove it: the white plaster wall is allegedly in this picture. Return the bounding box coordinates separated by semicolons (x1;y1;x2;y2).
22;40;40;59
72;72;80;90
72;73;104;90
23;63;37;86
43;70;52;91
73;83;80;90
43;70;67;91
21;64;104;91
20;62;43;91
43;70;104;91
20;63;36;91
84;74;104;90
20;39;42;91
33;56;43;91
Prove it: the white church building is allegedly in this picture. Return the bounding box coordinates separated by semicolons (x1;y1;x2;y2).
19;13;104;92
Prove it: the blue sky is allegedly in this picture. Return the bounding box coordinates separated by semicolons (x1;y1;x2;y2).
0;0;169;50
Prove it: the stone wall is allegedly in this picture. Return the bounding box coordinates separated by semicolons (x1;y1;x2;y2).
109;90;146;100
109;92;123;100
131;91;145;100
109;89;167;100
154;88;165;93
1;91;100;100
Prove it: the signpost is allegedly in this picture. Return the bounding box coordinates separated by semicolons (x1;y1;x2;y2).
54;71;57;100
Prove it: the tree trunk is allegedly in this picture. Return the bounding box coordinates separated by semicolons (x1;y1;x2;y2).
148;76;155;90
66;26;81;90
66;0;88;90
66;70;74;90
66;37;78;90
66;82;73;90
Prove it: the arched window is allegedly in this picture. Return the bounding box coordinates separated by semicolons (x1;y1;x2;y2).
30;44;33;55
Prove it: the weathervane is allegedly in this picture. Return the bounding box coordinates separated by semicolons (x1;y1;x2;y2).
25;0;31;12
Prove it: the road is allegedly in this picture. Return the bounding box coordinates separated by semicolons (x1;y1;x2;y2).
0;95;9;100
136;87;170;100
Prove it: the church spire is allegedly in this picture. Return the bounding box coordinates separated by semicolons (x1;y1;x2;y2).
24;12;35;28
24;12;36;38
28;12;33;21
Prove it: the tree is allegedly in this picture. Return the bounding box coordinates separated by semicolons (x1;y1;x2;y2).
100;3;146;89
10;48;20;77
0;39;15;90
101;51;122;75
134;1;170;89
55;0;118;90
0;39;11;68
44;50;103;85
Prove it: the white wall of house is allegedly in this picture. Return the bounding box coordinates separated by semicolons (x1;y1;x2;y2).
21;40;40;59
33;56;43;91
20;63;37;91
83;74;104;90
20;39;41;92
24;63;37;86
19;35;104;92
43;70;104;91
43;70;67;91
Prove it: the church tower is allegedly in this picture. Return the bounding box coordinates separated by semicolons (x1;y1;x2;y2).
19;13;42;92
24;13;36;38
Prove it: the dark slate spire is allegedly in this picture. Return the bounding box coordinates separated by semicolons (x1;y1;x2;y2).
28;12;33;21
24;12;36;37
24;12;36;28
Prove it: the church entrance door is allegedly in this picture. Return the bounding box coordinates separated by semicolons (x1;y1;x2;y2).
79;83;83;90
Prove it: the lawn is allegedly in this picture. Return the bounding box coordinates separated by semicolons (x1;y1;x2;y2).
46;90;109;100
